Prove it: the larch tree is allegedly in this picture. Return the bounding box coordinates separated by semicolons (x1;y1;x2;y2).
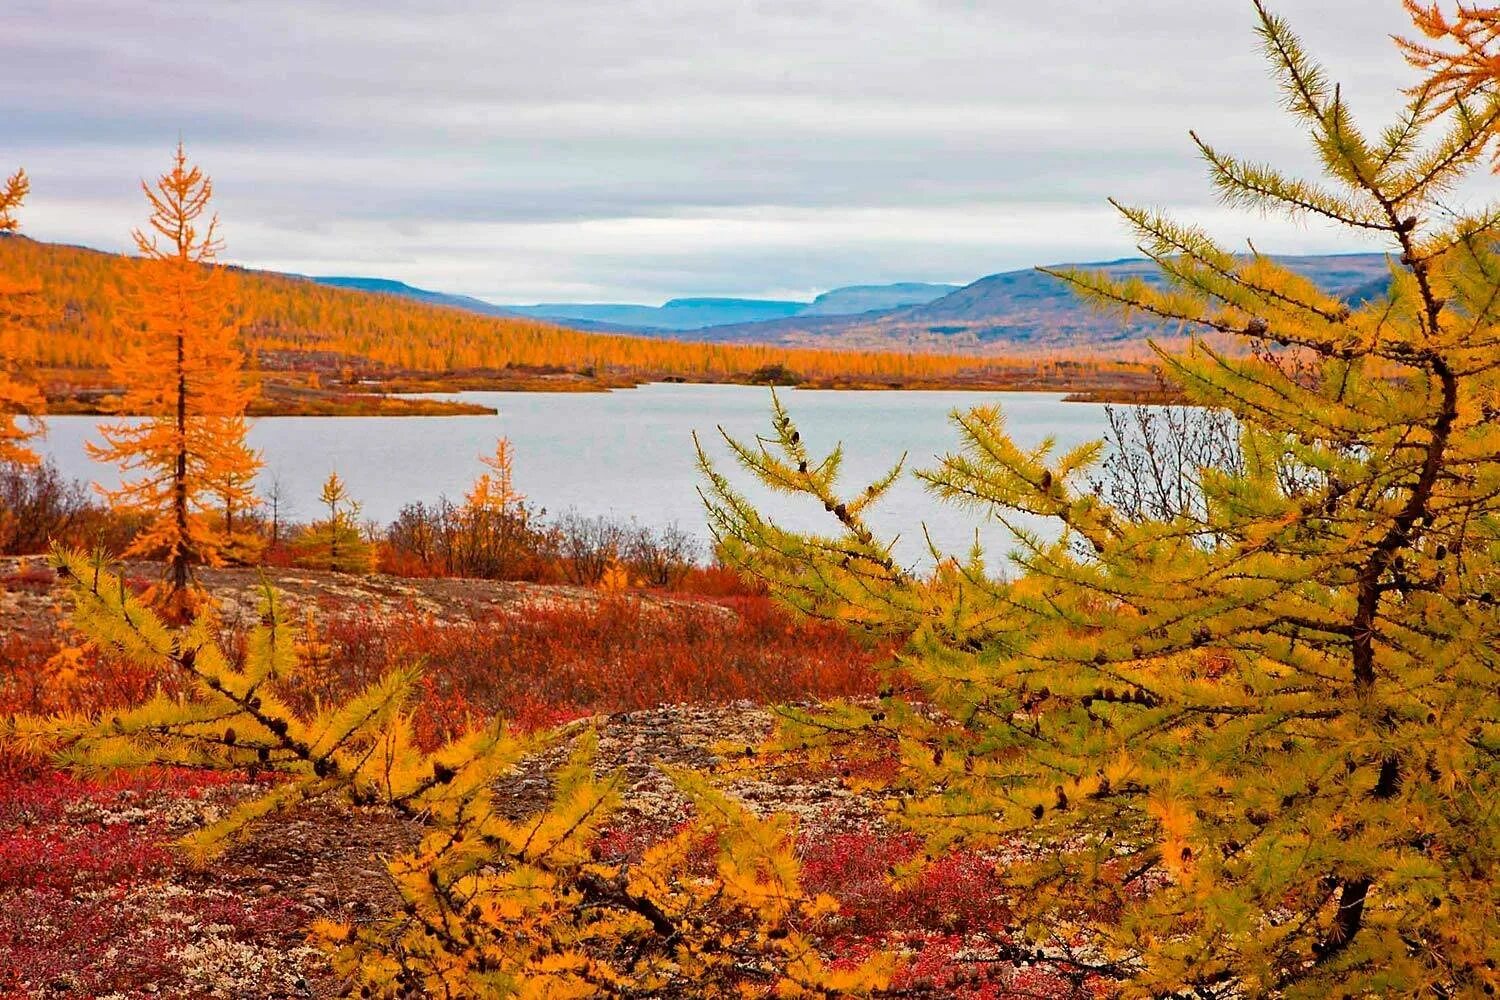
465;436;521;513
292;471;375;573
0;170;25;236
463;437;534;569
89;145;261;612
1400;2;1500;124
701;3;1499;996
0;168;46;466
212;463;265;566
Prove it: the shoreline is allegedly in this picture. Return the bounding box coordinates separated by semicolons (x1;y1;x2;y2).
32;364;1169;417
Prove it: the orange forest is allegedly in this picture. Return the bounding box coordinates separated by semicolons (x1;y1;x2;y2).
0;217;1147;410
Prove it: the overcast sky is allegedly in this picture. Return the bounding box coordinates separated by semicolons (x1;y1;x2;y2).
2;1;1440;303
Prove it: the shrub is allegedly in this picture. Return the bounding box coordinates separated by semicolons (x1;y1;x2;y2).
0;766;300;999
800;830;1012;939
382;495;559;581
551;509;626;584
0;631;173;718
0;460;137;554
622;519;699;588
551;510;701;587
291;472;374;573
299;594;886;738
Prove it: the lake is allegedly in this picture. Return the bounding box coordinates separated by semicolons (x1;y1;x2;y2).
35;384;1112;568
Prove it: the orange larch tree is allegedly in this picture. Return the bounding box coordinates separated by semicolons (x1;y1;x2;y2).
89;144;261;611
1400;2;1500;115
465;436;521;512
0;168;46;466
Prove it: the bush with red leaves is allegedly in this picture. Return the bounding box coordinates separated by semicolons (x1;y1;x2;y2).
801;830;1013;939
298;595;887;743
0;633;174;718
800;829;1104;998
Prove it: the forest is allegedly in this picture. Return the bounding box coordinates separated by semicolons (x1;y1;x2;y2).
0;231;1155;415
1;1;1498;998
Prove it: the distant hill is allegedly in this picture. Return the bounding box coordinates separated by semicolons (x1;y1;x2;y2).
801;282;961;316
905;255;1389;325
868;253;1391;349
502;283;959;329
314;276;522;319
311;279;961;332
501;297;806;330
315;257;1392;354
684;254;1396;354
1;235;1048;390
312;276;655;333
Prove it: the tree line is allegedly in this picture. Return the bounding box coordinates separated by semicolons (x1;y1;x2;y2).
0;196;1105;395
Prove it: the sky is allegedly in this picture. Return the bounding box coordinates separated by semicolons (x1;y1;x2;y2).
2;1;1438;304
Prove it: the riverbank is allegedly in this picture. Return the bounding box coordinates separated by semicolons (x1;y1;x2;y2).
29;358;1163;416
40;372;498;418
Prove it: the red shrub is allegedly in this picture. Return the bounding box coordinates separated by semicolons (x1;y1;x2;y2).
0;878;301;999
801;830;1012;938
894;933;1097;998
299;595;885;743
0;767;245;825
0;562;55;592
0;824;170;892
663;563;766;598
797;829;1109;997
0;633;172;718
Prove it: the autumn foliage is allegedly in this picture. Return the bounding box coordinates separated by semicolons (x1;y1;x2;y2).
87;145;261;609
291;471;374;573
1400;2;1500;110
306;595;885;742
5;2;1500;997
0;168;45;467
702;4;1500;995
6;552;896;996
0;230;1118;393
0;766;303;999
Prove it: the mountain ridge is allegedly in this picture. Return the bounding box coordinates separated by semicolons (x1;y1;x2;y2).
13;235;1394;359
311;277;962;332
311;255;1392;354
835;252;1392;352
423;253;1392;354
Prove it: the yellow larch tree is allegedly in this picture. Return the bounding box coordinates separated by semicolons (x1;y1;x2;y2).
11;549;896;996
292;471;375;573
702;3;1500;995
465;436;521;512
89;144;261;611
0;167;46;466
211;462;265;566
1400;2;1500;121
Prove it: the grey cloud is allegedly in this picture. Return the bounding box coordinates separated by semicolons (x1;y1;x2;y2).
0;0;1443;302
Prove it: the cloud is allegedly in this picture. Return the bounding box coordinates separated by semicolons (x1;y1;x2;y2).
0;0;1447;302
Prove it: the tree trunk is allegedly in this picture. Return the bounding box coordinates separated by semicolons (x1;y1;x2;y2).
173;326;189;596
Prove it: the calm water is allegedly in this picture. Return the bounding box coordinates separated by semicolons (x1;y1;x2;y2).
35;384;1111;568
